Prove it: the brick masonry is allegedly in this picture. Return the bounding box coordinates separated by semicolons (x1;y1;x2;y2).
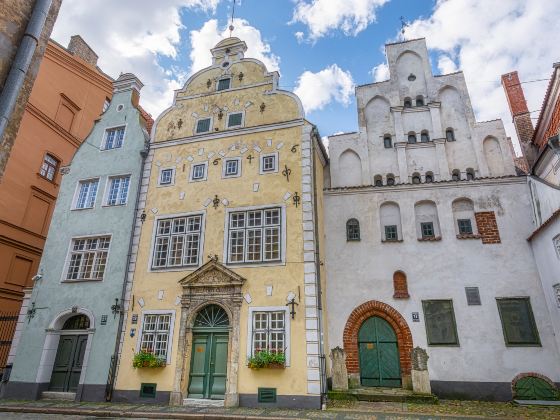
474;211;501;244
342;300;413;378
392;271;409;299
68;35;98;67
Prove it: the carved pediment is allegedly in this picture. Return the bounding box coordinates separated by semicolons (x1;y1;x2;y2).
179;259;245;289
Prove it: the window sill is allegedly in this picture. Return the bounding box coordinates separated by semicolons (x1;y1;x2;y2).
346;239;360;242
393;292;410;299
36;173;59;186
62;278;103;283
71;207;95;211
456;233;481;240
102;203;128;208
381;239;403;243
417;236;442;242
225;261;285;268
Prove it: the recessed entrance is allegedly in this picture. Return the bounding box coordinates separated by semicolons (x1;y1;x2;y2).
188;305;229;400
358;316;401;387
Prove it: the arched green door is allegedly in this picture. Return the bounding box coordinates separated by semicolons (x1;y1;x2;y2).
188;305;229;400
358;316;401;387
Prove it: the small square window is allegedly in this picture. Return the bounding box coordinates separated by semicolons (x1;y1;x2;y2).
227;112;243;128
217;78;231;91
103;126;125;150
260;153;278;173
191;163;207;181
140;383;157;398
159;168;174;185
196;118;211;134
420;222;434;238
465;287;481;305
40;153;59;181
458;219;473;235
383;136;392;148
384;225;398;241
223;158;240;177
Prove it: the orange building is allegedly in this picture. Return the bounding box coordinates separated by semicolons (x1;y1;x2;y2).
0;36;112;357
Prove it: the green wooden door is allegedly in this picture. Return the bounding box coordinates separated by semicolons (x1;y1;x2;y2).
514;376;560;400
358;317;401;387
49;335;88;392
188;332;229;399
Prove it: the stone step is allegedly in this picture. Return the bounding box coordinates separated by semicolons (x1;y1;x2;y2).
329;387;438;404
41;391;76;401
183;398;225;407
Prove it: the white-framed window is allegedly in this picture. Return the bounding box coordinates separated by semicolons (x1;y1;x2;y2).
226;207;282;264
102;126;126;150
74;178;99;209
65;235;111;281
222;157;241;178
554;235;560;259
151;214;203;269
195;117;212;134
247;307;290;365
158;168;175;186
137;310;176;363
189;162;208;182
260;152;278;174
217;78;231;91
105;175;131;206
227;112;244;129
39;153;59;181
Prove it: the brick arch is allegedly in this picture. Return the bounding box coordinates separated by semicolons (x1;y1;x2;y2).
343;300;413;382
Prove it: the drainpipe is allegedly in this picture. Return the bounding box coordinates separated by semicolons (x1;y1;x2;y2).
0;0;53;139
310;126;328;408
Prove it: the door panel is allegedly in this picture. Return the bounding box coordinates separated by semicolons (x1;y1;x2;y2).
68;335;87;392
188;332;228;399
209;334;228;399
49;334;88;392
188;334;209;398
359;342;380;386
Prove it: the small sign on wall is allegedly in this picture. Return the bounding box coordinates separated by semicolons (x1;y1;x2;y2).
131;314;138;324
101;315;108;325
412;312;420;322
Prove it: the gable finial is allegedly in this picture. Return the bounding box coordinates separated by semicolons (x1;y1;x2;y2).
229;0;236;37
400;16;409;41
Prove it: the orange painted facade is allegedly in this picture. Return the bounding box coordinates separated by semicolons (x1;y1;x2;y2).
0;40;113;318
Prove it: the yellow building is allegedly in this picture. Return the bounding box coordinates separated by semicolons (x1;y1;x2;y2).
113;37;328;409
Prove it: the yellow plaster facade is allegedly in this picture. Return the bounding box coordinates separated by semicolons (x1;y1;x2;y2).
114;37;328;409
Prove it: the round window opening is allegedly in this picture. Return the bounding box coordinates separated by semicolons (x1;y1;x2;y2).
222;61;230;68
408;74;416;81
117;104;124;112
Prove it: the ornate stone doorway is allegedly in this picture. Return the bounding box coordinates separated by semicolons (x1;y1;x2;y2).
170;259;245;407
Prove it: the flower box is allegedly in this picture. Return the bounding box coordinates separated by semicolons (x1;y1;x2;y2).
247;350;286;369
132;350;166;368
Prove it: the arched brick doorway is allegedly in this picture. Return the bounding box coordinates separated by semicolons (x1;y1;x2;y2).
343;300;413;389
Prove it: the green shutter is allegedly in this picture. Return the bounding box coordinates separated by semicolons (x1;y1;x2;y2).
196;118;211;133
140;383;157;398
422;300;459;345
497;298;540;346
258;387;277;403
217;78;231;91
228;113;242;127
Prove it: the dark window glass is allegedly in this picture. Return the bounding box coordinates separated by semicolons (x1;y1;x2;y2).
422;300;459;345
497;298;540;346
62;314;90;330
374;178;383;187
385;225;398;241
412;175;421;184
446;129;455;142
383;136;392;148
387;177;395;186
421;222;434;238
228;112;243;127
465;287;481;305
346;219;360;241
196;118;211;133
466;170;475;180
458;219;473;234
416;97;424;106
452;171;460;181
425;174;433;183
40;153;59;181
421;132;430;142
404;99;412;108
408;133;417;143
217;78;231;91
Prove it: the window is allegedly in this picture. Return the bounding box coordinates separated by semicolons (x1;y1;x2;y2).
106;175;130;206
385;225;398;241
227;207;282;264
554;235;560;259
66;235;110;281
75;179;99;209
103;126;125;150
196;118;211;134
452;170;461;181
425;172;433;183
553;284;560;307
412;173;421;184
404;98;412;108
496;298;540;346
260;152;278;174
140;313;173;360
190;162;208;182
408;132;417;143
466;168;475;180
159;168;174;186
39;153;59;181
152;215;202;269
446;128;455;142
227;112;243;128
383;135;392;148
374;175;383;187
346;218;360;241
217;78;231;91
223;158;241;178
421;222;434;238
416;96;425;106
421;131;430;143
386;174;395;186
102;98;110;113
465;287;481;305
457;219;473;235
251;311;286;355
422;300;459;345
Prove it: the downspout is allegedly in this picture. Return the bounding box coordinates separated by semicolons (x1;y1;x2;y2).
0;0;53;138
310;126;327;408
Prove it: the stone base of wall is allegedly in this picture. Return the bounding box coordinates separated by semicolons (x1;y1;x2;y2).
239;394;321;409
1;381;48;400
112;389;171;404
431;381;517;401
78;384;107;402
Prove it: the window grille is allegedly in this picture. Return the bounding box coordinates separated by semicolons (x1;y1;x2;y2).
106;175;130;206
66;236;110;280
159;169;173;185
385;225;398;241
217;78;231;91
196;118;211;133
346;219;360;241
251;311;285;355
420;222;434;238
140;313;172;358
227;113;243;128
40;154;59;181
152;215;202;268
76;179;99;209
104;126;125;150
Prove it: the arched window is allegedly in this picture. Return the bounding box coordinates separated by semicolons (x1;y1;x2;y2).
452;198;477;236
416;95;424;106
346;219;360;241
446;128;455;142
404;98;412;108
452;169;461;181
466;168;475;180
380;202;402;242
386;174;395;186
420;130;430;143
425;171;434;183
393;271;409;298
374;175;383;187
412;173;421;184
383;135;392;149
408;132;417;143
62;314;90;330
414;200;441;240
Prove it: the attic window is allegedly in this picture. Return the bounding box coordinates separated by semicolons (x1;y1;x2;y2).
408;74;416;81
222;61;230;68
217;78;231;91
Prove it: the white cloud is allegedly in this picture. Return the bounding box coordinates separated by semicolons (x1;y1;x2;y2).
437;55;458;74
405;0;560;153
295;31;305;43
371;62;389;82
294;64;354;113
291;0;389;41
51;0;219;117
188;18;280;75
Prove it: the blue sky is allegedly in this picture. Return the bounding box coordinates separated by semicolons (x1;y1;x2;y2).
51;0;560;151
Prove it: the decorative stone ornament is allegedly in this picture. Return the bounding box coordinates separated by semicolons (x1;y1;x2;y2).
411;347;431;394
330;347;348;391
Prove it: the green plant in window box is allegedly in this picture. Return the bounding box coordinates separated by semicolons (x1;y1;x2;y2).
247;349;286;369
132;350;166;368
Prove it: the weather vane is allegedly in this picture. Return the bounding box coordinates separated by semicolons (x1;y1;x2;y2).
400;16;409;41
229;0;236;37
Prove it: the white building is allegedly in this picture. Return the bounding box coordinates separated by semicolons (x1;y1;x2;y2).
323;38;560;400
